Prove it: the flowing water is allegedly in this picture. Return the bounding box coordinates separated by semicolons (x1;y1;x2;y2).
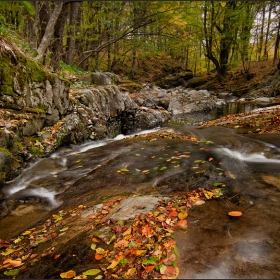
0;103;280;278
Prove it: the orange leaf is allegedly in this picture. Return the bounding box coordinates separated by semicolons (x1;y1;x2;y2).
175;219;188;229
54;254;61;260
143;264;156;273
3;259;23;267
167;240;176;245
166;266;176;276
92;236;102;243
228;211;242;217
135;250;146;256
60;270;76;279
88;215;97;219
169;210;178;217
95;253;104;260
208;157;213;161
142;225;154;237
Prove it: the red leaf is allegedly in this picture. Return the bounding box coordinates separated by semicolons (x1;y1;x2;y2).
54;254;61;260
113;225;124;234
166;266;176;276
0;239;10;249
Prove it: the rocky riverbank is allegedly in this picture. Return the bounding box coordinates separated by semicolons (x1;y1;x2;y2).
1;36;280;187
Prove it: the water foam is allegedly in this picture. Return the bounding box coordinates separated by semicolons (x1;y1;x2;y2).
219;147;280;163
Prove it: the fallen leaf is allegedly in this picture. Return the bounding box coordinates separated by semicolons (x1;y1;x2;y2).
3;269;20;276
107;260;120;269
135;250;147;256
228;211;242;217
119;168;129;172
96;247;107;255
160;265;167;274
82;269;101;276
92;236;102;243
122;227;131;236
178;212;188;220
1;248;16;256
95;253;104;260
142;225;154;237
175;219;188;229
3;258;23;267
193;199;205;206
60;270;76;278
143;264;156;273
166;266;176;276
169;210;178;217
88;215;96;219
114;239;129;248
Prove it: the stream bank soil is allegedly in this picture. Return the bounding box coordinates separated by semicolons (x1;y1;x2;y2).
0;107;280;278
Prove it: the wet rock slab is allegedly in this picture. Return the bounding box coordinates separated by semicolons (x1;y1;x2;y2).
109;195;168;220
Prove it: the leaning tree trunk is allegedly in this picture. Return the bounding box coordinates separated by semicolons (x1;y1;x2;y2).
35;1;63;62
52;2;68;70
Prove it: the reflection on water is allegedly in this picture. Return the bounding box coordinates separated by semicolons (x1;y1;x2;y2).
171;101;279;125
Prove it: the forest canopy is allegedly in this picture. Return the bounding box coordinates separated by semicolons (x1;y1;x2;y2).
0;1;279;80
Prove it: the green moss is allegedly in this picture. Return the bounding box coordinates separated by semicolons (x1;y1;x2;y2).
25;106;46;114
26;60;46;82
0;59;13;85
29;146;44;156
13;141;23;151
0;171;6;181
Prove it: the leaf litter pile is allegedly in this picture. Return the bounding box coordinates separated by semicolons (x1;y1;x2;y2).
0;131;226;279
0;189;223;279
199;104;280;133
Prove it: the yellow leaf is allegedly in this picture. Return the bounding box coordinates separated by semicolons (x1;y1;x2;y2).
22;230;31;235
178;212;188;220
60;270;76;279
136;250;146;256
1;248;16;256
122;227;131;236
96;247;107;255
107;260;120;270
153;211;160;217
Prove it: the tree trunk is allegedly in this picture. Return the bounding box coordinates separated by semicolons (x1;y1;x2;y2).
65;1;80;66
273;20;280;66
52;3;68;70
258;3;265;61
35;2;63;62
264;2;273;60
203;2;221;75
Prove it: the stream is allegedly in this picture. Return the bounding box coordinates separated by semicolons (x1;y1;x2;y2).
0;101;280;278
